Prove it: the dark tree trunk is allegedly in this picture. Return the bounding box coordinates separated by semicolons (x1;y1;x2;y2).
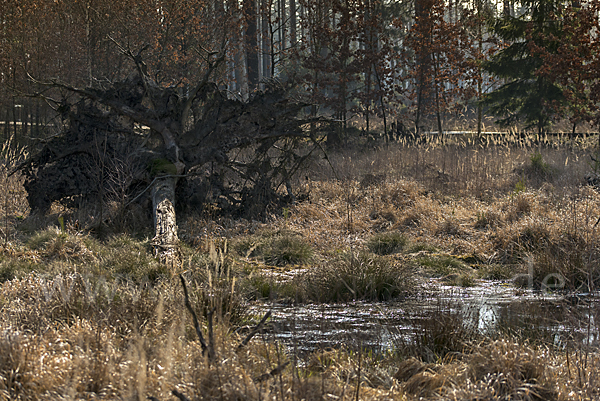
290;0;296;45
279;0;286;50
414;0;432;134
261;0;270;81
4;107;9;141
244;0;259;89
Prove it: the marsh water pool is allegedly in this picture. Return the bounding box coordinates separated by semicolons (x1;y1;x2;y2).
251;280;600;356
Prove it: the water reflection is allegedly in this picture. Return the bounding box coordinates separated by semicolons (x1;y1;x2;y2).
253;280;600;355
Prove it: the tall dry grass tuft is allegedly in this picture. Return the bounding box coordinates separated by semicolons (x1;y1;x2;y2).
458;340;556;400
297;251;416;303
0;330;27;398
0;137;28;245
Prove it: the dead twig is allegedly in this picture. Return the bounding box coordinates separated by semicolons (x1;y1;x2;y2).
179;274;209;355
237;310;272;351
254;361;290;383
355;344;362;401
207;306;216;361
172;390;192;401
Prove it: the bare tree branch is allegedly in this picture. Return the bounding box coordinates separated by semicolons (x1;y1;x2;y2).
181;37;228;128
171;390;192;401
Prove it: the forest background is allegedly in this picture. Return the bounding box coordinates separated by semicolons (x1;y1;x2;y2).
1;0;599;148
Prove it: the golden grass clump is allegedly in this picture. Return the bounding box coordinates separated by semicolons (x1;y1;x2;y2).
456;340;556;400
393;340;558;400
468;340;547;385
40;230;96;262
296;251;416;302
402;369;450;398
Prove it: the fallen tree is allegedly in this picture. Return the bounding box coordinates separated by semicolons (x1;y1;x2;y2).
18;47;327;267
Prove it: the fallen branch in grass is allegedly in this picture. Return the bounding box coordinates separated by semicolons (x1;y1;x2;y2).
172;390;192;401
179;274;209;356
237;310;272;352
254;361;290;382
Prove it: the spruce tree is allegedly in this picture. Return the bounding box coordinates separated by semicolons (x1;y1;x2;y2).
483;0;565;134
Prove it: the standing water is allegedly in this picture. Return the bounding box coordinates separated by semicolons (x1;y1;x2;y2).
251;280;600;356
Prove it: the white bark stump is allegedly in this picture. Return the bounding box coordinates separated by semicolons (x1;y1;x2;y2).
151;177;180;269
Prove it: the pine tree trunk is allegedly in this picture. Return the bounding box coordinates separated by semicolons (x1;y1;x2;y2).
3;107;9;140
476;0;483;135
414;0;429;134
261;0;271;80
290;0;296;45
279;0;286;50
12;98;18;142
415;87;422;133
365;66;371;133
433;55;443;141
235;42;247;98
22;102;28;142
434;84;443;139
152;177;180;269
244;0;259;90
35;101;40;137
374;66;388;141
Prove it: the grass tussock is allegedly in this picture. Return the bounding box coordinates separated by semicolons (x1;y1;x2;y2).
396;340;558;400
457;340;556;400
233;229;313;266
474;209;503;229
366;231;407;255
297;252;416;302
241;250;417;303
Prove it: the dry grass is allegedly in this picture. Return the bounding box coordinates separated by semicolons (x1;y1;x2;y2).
2;281;599;401
2;133;600;399
296;251;416;302
0;138;28;245
272;139;600;291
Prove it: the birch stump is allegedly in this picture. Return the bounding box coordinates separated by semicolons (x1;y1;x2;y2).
151;177;180;269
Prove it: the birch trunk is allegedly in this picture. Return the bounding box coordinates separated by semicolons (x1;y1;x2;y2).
151;177;180;269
